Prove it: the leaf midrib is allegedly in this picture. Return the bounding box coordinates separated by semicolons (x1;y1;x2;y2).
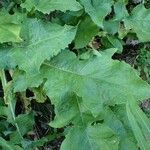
43;61;129;89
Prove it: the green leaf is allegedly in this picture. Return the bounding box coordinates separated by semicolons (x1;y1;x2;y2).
126;98;150;150
5;113;34;146
103;20;119;35
49;93;81;127
12;70;43;91
107;36;123;53
0;47;16;69
61;124;119;150
124;4;150;42
0;105;8;117
32;87;47;103
104;107;138;150
42;49;150;115
60;10;84;26
8;19;77;74
0;137;14;150
75;15;99;49
0;12;22;43
49;93;98;128
80;0;113;27
119;138;138;150
9;131;23;145
0;137;23;150
114;0;128;20
15;113;34;136
13;49;150;116
21;0;82;13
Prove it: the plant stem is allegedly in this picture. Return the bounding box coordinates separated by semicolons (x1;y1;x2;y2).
0;69;7;104
0;69;23;140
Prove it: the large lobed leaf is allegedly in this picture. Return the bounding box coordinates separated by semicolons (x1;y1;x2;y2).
0;19;77;74
13;49;150;116
21;0;82;13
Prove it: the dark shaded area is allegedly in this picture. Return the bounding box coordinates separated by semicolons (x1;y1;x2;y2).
113;42;140;66
0;81;3;98
31;100;64;150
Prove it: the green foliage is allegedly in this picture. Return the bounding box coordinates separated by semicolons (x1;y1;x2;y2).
0;11;22;43
0;0;150;150
75;15;99;49
1;20;77;74
61;124;119;150
136;48;150;83
127;98;150;149
21;0;82;13
124;4;150;42
14;49;150;116
80;0;113;27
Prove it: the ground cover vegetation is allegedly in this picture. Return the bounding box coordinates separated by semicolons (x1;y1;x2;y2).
0;0;150;149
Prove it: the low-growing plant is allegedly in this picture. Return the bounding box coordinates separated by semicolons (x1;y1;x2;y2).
0;0;150;149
